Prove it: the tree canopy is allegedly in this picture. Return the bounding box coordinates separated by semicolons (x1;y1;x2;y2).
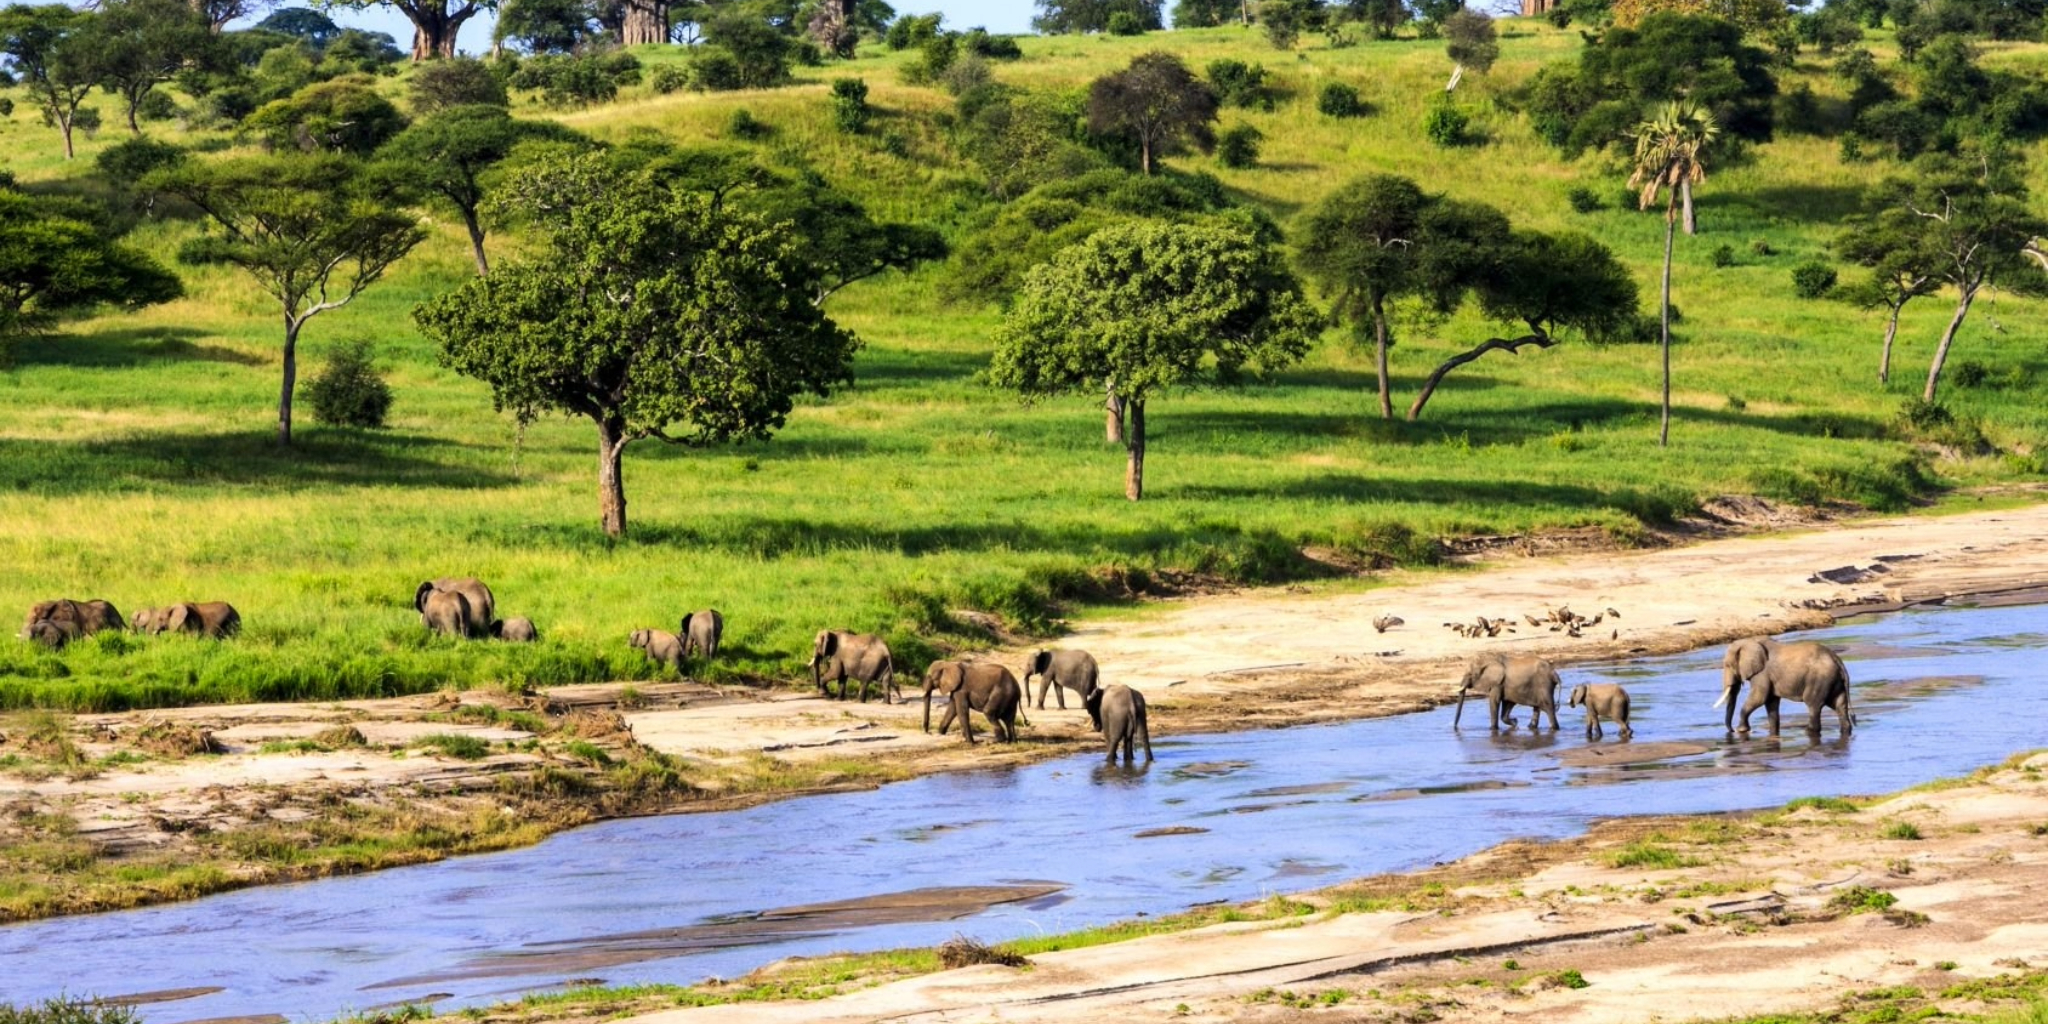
1034;0;1164;34
1524;12;1776;156
1087;51;1219;175
414;153;861;537
0;186;182;364
989;220;1320;500
375;104;585;274
0;4;98;159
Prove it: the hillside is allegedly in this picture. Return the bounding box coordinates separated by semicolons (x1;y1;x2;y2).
3;18;2046;709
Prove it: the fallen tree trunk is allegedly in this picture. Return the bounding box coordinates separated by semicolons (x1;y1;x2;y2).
1407;333;1557;422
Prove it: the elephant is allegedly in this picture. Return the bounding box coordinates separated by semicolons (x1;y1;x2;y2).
1023;648;1101;717
420;589;475;638
25;618;79;651
145;602;242;639
22;599;124;639
629;628;684;673
492;617;538;643
1568;683;1633;740
414;578;495;639
922;660;1024;744
1086;684;1152;764
680;609;723;660
812;630;899;704
1716;637;1853;737
1452;653;1561;731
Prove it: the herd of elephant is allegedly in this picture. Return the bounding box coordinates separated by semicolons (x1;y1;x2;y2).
1454;637;1857;739
20;597;241;648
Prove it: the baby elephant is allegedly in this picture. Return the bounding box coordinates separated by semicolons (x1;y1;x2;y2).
1085;684;1152;764
679;609;723;660
1568;683;1633;740
492;617;538;643
629;628;684;674
135;602;241;639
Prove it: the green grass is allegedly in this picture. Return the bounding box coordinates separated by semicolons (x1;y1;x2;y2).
1605;839;1703;870
1784;796;1863;814
1882;821;1926;841
4;22;2047;711
412;733;490;760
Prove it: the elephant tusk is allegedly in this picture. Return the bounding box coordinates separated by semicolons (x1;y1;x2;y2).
1712;689;1730;709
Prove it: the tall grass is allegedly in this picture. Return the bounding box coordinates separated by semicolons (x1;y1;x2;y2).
2;21;2045;711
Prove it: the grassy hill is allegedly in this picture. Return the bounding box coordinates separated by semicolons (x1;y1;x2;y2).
3;20;2045;710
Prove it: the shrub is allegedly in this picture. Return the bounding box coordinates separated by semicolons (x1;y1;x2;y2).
830;77;870;134
1208;59;1271;109
1951;360;1990;388
1107;10;1145;35
306;340;393;429
0;97;13;117
96;137;187;190
1318;82;1365;118
649;64;688;94
937;935;1027;969
416;733;490;760
1566;185;1603;213
1882;821;1924;840
0;998;140;1024
687;48;744;92
509;51;641;107
727;108;770;140
886;12;943;50
1750;238;1776;256
1828;885;1899;912
408;56;507;114
137;91;180;123
1712;244;1736;268
1423;101;1468;147
1791;260;1837;298
1216;124;1263;168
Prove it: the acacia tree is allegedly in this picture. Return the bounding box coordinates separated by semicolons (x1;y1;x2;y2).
1087;51;1219;175
414;155;860;538
0;187;183;363
149;155;425;445
1628;100;1717;447
1443;8;1497;84
1297;174;1494;421
376;105;584;275
0;5;98;160
1837;204;1941;385
318;0;498;59
89;0;219;134
1408;230;1639;420
989;221;1320;502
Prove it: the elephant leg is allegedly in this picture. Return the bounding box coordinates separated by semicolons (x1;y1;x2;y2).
1764;695;1783;737
1805;701;1824;736
1054;683;1067;710
936;704;957;736
1737;693;1763;736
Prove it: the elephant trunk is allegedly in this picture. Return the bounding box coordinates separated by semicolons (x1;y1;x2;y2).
1453;685;1468;728
922;683;934;734
812;657;823;696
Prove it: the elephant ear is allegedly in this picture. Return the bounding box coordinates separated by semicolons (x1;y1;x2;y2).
1032;651;1051;676
1735;640;1770;680
414;582;435;612
166;604;192;633
819;631;839;658
681;613;694;636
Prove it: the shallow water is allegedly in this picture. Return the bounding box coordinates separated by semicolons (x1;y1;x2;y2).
3;604;2043;1020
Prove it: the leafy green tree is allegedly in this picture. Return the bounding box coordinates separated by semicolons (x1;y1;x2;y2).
1034;0;1163;33
149;154;426;445
1837;201;1941;384
1174;0;1246;27
414;153;860;538
1526;12;1775;157
376;104;584;275
316;0;499;60
1337;0;1409;38
1443;8;1496;80
244;77;408;154
87;0;220;134
0;4;99;159
1261;0;1323;48
1627;100;1717;447
989;221;1319;501
700;7;793;88
408;55;508;113
0;186;182;364
257;8;346;47
1087;51;1219;175
1408;229;1639;420
1297;174;1497;420
495;0;597;52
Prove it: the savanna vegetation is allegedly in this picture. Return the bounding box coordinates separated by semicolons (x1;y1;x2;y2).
4;0;2048;714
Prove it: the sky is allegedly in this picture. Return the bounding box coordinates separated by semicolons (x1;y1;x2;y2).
306;1;1039;54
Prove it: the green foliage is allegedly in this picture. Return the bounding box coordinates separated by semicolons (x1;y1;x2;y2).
1549;969;1591;990
1424;100;1469;147
415;733;490;760
1318;81;1367;118
0;998;140;1024
1107;10;1146;35
1882;820;1925;840
0;4;100;157
84;0;220;133
374;103;588;274
1088;51;1220;174
697;10;794;90
494;0;598;54
1523;13;1777;157
1792;259;1838;299
1784;795;1860;813
1829;885;1900;912
1444;9;1499;76
1605;840;1698;869
508;51;641;107
1216;124;1263;168
1567;184;1604;213
830;77;870;134
95;136;188;192
306;339;393;429
1035;0;1165;35
885;12;943;50
407;57;508;115
1207;59;1272;110
649;63;688;95
243;77;407;155
727;108;770;140
1712;243;1735;267
0;187;182;361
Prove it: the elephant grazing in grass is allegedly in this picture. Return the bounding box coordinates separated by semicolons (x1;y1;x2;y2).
1452;653;1561;731
812;630;898;703
419;589;476;638
923;660;1025;745
630;629;684;674
1717;637;1853;737
136;602;242;639
1086;684;1152;764
22;599;124;640
414;578;495;639
25;618;80;650
1568;683;1632;740
680;609;723;660
492;617;538;642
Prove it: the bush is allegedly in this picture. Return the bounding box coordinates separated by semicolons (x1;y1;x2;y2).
688;48;744;92
1216;124;1263;168
1712;244;1736;268
96;136;187;190
509;51;640;107
830;77;870;133
136;90;180;123
408;56;507;114
1207;59;1272;110
1423;101;1468;147
649;64;689;94
1318;81;1365;118
1750;238;1776;257
1107;10;1145;35
0;999;140;1024
1791;259;1838;298
1951;360;1990;388
886;12;943;50
727;108;770;140
1566;185;1603;213
306;340;393;429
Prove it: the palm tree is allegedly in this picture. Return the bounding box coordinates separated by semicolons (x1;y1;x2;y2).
1628;101;1719;447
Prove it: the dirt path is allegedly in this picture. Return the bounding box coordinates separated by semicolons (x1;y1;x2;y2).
6;501;2048;922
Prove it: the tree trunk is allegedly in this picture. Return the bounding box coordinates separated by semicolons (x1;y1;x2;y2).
1123;399;1146;501
1372;297;1393;420
59;110;75;160
1408;334;1556;421
1659;208;1675;447
1105;384;1124;443
279;315;300;446
1879;300;1903;384
1924;285;1976;404
461;207;489;276
619;0;669;45
1241;0;1252;25
407;4;478;60
1140;136;1152;176
596;415;629;538
125;95;141;135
